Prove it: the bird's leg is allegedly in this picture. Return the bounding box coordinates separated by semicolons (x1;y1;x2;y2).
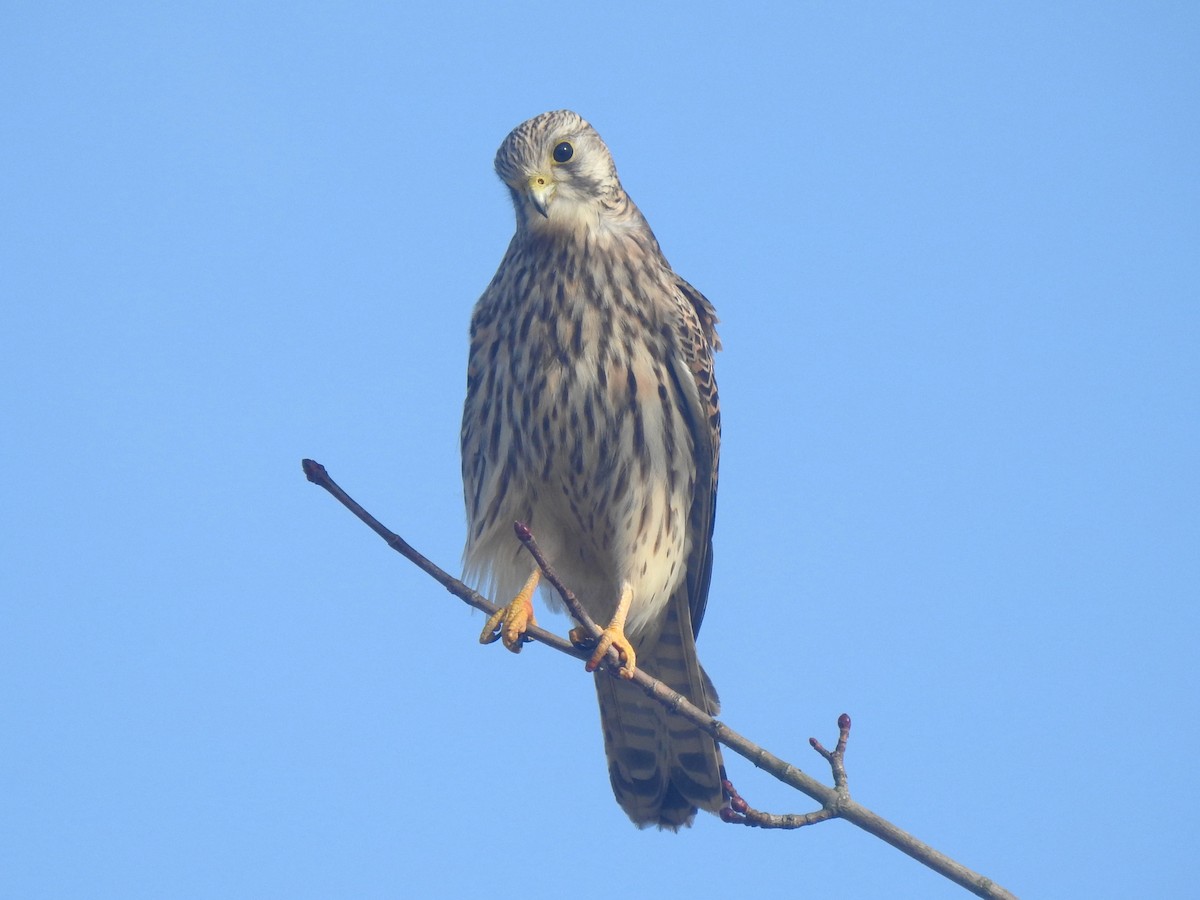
479;569;539;652
585;581;637;679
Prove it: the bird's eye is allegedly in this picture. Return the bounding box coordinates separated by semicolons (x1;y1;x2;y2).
552;141;574;164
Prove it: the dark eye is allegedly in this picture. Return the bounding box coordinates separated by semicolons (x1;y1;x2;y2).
552;141;574;163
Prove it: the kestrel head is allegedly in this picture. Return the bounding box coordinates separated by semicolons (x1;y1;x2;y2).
493;110;625;232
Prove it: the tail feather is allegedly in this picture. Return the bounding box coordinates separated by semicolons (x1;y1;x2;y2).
595;594;725;829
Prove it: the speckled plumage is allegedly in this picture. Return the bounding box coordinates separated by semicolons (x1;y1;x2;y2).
461;110;724;828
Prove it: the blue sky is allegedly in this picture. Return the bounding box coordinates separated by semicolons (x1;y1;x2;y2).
3;3;1197;898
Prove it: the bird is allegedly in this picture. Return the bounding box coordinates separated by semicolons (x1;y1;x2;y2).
461;110;725;829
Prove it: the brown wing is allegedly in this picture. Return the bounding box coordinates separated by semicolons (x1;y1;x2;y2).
669;275;721;637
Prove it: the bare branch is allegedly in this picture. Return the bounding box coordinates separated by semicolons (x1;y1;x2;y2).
721;778;838;829
302;459;1019;900
721;713;850;829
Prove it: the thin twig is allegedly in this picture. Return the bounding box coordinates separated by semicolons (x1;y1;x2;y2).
302;459;1019;900
513;521;602;640
811;712;852;794
722;779;837;828
722;713;851;828
301;459;581;658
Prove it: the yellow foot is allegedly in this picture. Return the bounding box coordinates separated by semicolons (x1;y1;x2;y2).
586;625;637;679
479;570;539;652
580;582;638;678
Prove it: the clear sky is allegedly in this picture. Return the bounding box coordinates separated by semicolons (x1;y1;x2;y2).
3;3;1197;898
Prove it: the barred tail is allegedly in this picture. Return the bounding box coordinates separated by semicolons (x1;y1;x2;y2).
595;595;725;829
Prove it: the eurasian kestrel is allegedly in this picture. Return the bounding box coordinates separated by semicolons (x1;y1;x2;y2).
461;110;725;828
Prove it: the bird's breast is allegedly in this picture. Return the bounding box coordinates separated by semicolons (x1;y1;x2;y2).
502;287;693;632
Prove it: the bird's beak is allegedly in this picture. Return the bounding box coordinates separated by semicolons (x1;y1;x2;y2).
526;173;555;218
